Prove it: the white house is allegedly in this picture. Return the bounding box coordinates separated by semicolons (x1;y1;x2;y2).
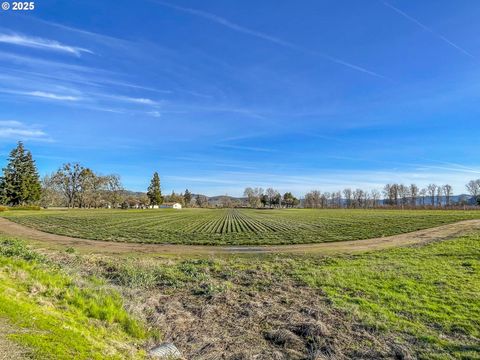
160;202;182;209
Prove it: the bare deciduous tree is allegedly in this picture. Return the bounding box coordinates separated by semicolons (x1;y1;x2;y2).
443;184;453;207
195;194;209;208
371;189;381;208
419;188;427;206
304;190;322;208
244;187;263;208
436;186;443;207
343;188;352;208
44;165;124;209
466;179;480;205
353;189;364;208
265;188;279;208
52;163;84;208
106;174;124;208
427;184;437;207
409;184;419;207
383;184;400;206
398;184;410;208
40;174;63;208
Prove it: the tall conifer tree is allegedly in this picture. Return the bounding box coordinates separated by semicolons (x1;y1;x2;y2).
184;189;192;207
147;172;163;205
0;142;41;205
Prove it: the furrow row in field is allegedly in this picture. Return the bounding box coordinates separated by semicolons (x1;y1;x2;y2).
87;213;178;230
233;211;263;233
246;211;316;231
7;208;480;245
176;211;218;233
112;213;194;233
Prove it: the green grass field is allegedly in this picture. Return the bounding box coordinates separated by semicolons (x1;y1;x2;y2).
292;234;480;359
4;208;480;245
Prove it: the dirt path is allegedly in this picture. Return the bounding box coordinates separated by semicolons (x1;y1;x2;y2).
1;217;480;256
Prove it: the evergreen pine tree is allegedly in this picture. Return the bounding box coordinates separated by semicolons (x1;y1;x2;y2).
23;150;42;203
147;172;163;205
0;142;41;205
184;189;192;207
0;176;5;205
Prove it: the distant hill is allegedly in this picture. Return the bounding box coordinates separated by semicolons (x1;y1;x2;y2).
412;194;473;206
207;195;246;202
123;191;146;197
123;191;247;205
124;190;476;207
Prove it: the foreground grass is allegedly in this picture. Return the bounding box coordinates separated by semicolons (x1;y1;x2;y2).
76;234;480;358
292;235;480;359
0;237;153;359
1;227;478;358
4;208;480;245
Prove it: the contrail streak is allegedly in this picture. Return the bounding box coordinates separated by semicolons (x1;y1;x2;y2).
383;1;475;59
153;1;388;79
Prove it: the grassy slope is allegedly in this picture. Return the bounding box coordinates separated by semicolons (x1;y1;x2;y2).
4;208;480;245
0;237;154;359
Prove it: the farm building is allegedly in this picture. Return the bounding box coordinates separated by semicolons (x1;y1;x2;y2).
160;202;182;209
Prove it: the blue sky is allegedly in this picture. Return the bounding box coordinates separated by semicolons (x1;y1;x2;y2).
0;0;479;196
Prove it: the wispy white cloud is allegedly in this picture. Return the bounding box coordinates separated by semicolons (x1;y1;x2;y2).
154;1;387;79
128;97;156;105
419;158;480;173
0;120;50;141
327;155;480;176
0;88;81;102
26;91;80;101
383;2;475;58
96;79;172;94
0;51;103;74
0;120;23;127
171;104;267;119
100;94;159;106
148;111;161;117
33;18;127;46
0;32;93;56
217;144;277;153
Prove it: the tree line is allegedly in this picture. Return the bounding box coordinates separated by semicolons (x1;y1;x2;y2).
246;182;480;209
41;163;124;208
0;143;194;209
2;142;480;209
302;182;477;209
243;187;300;208
144;171;194;208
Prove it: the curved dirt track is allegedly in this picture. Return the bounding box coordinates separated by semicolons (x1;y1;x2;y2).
1;217;480;256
